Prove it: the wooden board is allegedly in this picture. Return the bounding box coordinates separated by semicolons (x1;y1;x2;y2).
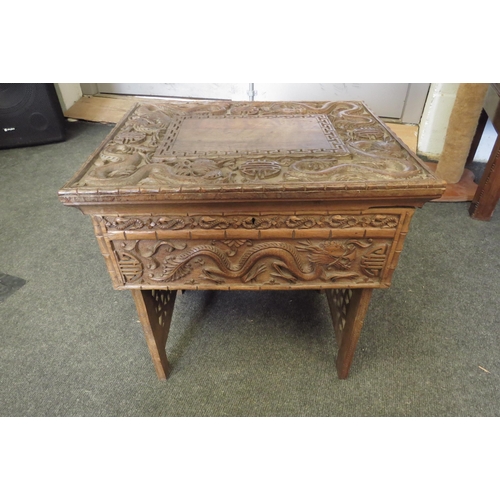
65;96;138;123
386;123;418;153
59;100;444;207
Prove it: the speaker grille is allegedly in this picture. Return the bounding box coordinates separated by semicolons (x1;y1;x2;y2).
0;84;36;115
0;83;66;148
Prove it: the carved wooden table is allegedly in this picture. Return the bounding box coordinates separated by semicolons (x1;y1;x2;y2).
59;100;445;379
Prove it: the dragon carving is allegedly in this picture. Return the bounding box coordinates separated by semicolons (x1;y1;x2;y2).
74;100;432;188
116;239;384;285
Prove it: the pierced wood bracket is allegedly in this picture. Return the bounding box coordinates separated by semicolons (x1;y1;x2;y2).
131;289;177;379
325;288;373;379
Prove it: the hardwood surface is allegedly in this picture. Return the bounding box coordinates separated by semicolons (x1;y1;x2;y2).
426;162;477;202
60;100;444;205
326;288;374;379
59;100;445;379
469;84;500;220
65;95;158;124
65;95;420;153
132;289;176;379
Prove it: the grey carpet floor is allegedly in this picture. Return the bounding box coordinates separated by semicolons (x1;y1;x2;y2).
1;120;499;417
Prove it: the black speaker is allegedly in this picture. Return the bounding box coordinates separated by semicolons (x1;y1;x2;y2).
0;83;66;149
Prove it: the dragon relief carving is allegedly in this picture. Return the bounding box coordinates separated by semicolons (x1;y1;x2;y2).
73;101;432;189
113;238;391;287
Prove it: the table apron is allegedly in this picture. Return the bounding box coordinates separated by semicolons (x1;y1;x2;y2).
90;208;414;291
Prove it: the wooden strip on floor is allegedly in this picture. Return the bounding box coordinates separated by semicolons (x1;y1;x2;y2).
65;96;138;123
386;123;418;153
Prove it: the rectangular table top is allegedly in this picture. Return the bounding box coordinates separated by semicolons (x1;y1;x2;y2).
59;100;445;206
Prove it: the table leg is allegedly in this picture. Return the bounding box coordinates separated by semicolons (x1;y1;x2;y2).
131;289;177;379
326;288;373;379
469;134;500;221
466;109;488;164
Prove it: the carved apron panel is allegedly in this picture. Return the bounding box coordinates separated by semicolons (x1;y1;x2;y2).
110;237;393;290
102;213;401;232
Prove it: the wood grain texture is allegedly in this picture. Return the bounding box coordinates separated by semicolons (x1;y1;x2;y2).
64;95;184;124
59;100;445;379
90;208;414;292
59;100;445;205
469;84;500;220
131;289;176;379
469;134;500;220
65;96;420;154
326;288;373;378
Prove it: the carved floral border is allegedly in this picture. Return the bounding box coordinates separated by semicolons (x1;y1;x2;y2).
102;214;400;232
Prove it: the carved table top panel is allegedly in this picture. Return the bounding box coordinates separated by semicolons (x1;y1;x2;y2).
155;115;345;156
59;100;445;205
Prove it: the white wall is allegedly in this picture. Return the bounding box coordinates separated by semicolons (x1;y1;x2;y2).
58;82;459;163
54;83;82;112
417;83;460;161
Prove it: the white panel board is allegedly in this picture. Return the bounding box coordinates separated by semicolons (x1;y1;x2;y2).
96;83;249;101
89;83;430;121
253;83;409;119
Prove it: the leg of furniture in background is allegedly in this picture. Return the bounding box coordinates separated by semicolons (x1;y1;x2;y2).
468;84;500;221
131;289;177;379
469;134;500;221
466;109;489;165
326;288;373;379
